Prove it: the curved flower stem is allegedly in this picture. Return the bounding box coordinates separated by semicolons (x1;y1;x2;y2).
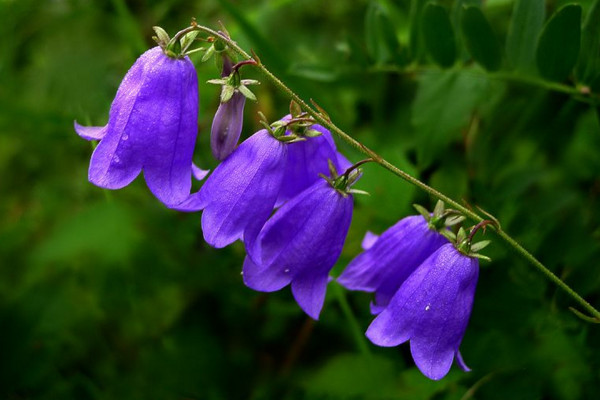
192;24;600;322
333;283;371;356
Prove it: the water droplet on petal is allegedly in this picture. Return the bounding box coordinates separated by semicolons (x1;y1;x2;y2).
425;304;431;311
122;134;129;141
113;156;120;164
284;268;290;273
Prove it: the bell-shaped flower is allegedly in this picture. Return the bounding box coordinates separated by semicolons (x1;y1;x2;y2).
190;128;287;248
75;46;204;207
338;214;448;314
366;243;479;380
177;115;352;249
242;168;358;320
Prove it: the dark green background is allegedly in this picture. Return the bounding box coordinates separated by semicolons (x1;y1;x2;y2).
1;0;599;398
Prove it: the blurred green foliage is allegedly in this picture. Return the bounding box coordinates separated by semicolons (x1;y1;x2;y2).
1;0;599;398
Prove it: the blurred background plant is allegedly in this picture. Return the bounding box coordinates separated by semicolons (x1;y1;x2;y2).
1;0;599;399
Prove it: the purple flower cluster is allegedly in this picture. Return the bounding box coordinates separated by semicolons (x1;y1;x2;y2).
339;214;479;380
75;37;485;381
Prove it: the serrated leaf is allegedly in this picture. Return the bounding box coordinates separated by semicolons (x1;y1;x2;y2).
461;6;502;71
422;3;456;68
536;4;582;82
506;0;545;72
576;0;600;84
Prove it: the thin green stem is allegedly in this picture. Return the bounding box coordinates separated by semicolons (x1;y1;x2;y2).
192;24;600;321
332;283;371;356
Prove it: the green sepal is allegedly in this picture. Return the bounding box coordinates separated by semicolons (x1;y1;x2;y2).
470;240;491;252
201;45;216;62
445;215;466;227
221;85;235;103
207;78;228;85
471;253;492;262
238;85;257;101
290;100;303;117
433;200;445;218
349;189;370;196
180;30;199;53
456;227;468;244
304;129;323;138
413;204;431;220
153;26;170;47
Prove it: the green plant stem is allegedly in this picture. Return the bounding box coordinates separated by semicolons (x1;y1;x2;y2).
192;25;600;322
333;283;371;356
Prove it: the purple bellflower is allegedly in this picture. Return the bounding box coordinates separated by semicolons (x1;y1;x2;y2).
184;128;287;248
177;116;351;249
366;243;479;380
242;175;355;320
338;214;448;314
75;46;205;207
210;57;247;161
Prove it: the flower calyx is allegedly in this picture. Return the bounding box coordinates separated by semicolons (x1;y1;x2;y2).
321;160;368;198
413;200;465;233
257;112;314;143
153;26;202;59
208;63;260;103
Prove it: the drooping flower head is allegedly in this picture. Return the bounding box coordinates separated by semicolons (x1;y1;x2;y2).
75;33;204;207
366;243;479;380
338;211;449;314
177;114;351;249
242;165;360;319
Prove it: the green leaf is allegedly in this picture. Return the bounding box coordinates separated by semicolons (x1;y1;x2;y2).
461;6;502;71
365;1;405;66
413;69;493;168
536;4;582;82
506;0;545;72
409;0;430;61
576;0;600;84
421;3;456;68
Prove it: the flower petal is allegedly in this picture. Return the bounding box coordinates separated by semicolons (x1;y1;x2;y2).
338;215;447;312
361;231;379;250
199;130;286;248
291;271;330;320
142;55;199;206
192;163;210;181
88;48;160;190
74;122;107;141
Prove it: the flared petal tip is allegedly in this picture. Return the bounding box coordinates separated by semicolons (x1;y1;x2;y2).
74;121;107;141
